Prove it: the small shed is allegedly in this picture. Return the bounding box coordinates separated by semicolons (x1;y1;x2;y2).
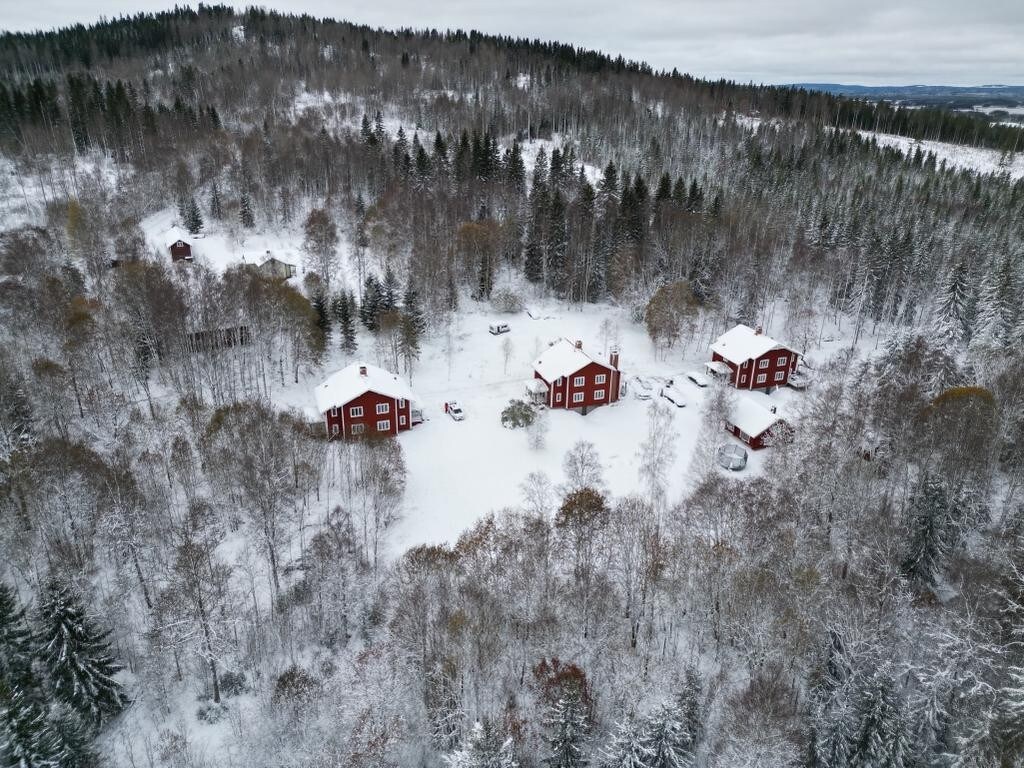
259;254;297;280
524;378;548;406
726;394;791;450
166;229;193;262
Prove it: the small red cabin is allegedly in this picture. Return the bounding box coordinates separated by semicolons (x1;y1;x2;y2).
726;394;791;450
315;362;418;439
706;324;798;392
166;229;193;263
532;339;621;414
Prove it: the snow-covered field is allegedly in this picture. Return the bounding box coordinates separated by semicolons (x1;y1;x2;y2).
856;129;1024;180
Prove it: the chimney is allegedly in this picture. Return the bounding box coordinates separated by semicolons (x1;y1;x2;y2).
575;340;583;350
359;365;367;377
609;348;619;369
755;326;763;335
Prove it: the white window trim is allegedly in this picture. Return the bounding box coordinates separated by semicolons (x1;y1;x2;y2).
595;389;605;400
331;406;337;417
740;375;748;384
376;402;390;415
351;424;365;436
756;373;767;384
350;405;364;418
573;392;585;404
573;375;585;387
759;359;769;369
331;424;339;435
595;374;607;385
376;419;390;432
398;398;406;408
399;415;407;426
556;393;563;402
774;371;785;382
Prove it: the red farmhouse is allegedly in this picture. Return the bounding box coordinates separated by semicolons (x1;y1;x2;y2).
706;324;798;392
167;229;193;262
532;339;621;414
726;394;791;450
315;362;418;439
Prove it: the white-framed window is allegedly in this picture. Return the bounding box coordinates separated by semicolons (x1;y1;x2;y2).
756;374;767;384
398;398;406;408
573;376;585;387
595;374;607;385
556;393;563;403
351;424;365;436
778;354;788;365
331;424;339;435
350;405;364;418
774;371;785;382
556;377;563;386
759;359;769;369
376;419;390;432
331;406;337;417
376;402;390;415
595;389;605;400
740;375;748;384
573;392;585;404
399;415;407;426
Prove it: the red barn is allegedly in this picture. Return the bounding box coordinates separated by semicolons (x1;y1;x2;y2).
315;362;418;439
706;324;798;392
726;394;791;450
532;339;621;414
167;229;193;262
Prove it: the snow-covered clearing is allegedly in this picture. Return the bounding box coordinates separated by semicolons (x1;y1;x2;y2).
855;129;1024;180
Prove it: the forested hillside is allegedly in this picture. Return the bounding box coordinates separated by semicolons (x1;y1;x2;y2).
1;6;1024;768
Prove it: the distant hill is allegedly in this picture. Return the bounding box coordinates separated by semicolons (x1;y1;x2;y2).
794;83;1024;118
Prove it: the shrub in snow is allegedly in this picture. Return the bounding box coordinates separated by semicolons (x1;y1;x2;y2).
491;289;524;314
196;701;229;724
218;670;248;698
272;665;319;704
501;400;536;429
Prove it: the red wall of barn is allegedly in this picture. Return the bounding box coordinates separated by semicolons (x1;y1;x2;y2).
323;390;412;439
170;241;192;262
536;361;619;412
713;349;797;391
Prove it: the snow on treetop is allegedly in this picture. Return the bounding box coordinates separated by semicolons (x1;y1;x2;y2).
533;338;613;382
314;362;417;413
710;324;793;365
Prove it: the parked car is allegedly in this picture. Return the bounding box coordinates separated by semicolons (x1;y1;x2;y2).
444;400;465;420
659;384;687;407
685;370;710;388
488;323;510;335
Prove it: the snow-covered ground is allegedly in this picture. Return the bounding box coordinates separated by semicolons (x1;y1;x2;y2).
856;129;1024;180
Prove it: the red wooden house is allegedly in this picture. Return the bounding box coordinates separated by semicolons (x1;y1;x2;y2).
726;394;791;450
315;362;418;439
706;325;798;392
166;229;193;262
532;339;621;414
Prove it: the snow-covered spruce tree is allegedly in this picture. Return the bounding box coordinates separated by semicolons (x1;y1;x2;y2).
0;583;35;694
932;259;971;348
239;192;255;229
900;475;952;590
642;702;693;768
598;719;650;768
0;687;61;768
183;195;203;235
35;581;127;727
675;665;704;750
332;291;357;354
444;719;517;768
849;668;910;768
543;685;590;768
208;181;223;220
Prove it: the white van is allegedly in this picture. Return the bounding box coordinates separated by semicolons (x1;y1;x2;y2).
488;323;510;335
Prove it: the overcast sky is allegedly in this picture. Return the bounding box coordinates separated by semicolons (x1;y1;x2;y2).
1;0;1021;85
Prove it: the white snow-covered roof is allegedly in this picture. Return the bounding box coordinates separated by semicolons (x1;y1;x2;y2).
314;362;417;413
533;338;612;382
728;393;786;438
165;228;191;248
705;360;732;376
525;378;548;394
711;324;793;365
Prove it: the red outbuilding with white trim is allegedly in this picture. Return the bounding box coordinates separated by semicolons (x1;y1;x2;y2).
315;362;418;439
532;339;621;414
706;324;798;392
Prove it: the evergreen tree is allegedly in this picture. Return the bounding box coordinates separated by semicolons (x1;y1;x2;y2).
901;475;952;589
400;284;424;376
310;289;331;336
333;292;357;354
850;670;909;768
445;720;517;768
546;190;569;295
598;720;650;768
381;266;399;313
0;688;61;768
360;275;382;331
239;192;255;229
675;666;704;750
543;686;589;768
35;581;127;727
0;583;35;693
183;195;203;234
932;260;970;347
208;182;223;220
642;702;693;768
